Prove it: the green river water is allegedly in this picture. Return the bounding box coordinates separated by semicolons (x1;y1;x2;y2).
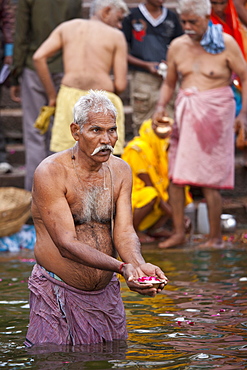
0;239;247;369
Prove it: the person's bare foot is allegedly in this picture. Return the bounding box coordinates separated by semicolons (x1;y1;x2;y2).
137;232;155;244
158;233;186;248
147;227;172;238
197;238;226;248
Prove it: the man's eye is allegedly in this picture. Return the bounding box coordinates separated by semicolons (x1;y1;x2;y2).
181;20;197;25
109;128;117;133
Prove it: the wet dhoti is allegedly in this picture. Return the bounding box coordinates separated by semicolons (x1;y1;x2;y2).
25;264;127;346
169;86;235;189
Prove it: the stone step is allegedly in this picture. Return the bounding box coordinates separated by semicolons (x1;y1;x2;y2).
1;107;23;142
0;85;21;107
0;166;25;188
6;143;25;166
222;196;247;227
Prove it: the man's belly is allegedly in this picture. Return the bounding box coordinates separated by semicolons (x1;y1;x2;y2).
34;223;116;291
180;75;231;92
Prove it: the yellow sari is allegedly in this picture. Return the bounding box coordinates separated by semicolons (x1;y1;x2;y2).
122;119;191;231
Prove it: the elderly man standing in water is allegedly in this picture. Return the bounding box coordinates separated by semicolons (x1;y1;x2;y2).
153;0;247;249
24;90;167;347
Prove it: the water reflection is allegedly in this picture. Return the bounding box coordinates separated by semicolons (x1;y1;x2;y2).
122;244;247;369
0;244;247;369
25;341;127;370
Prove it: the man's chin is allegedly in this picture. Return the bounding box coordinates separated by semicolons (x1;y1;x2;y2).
187;33;196;39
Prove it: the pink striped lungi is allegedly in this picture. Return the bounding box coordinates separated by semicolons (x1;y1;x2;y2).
169;86;235;189
24;264;127;346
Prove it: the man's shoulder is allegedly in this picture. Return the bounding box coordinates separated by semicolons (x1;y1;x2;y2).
35;151;67;178
223;32;237;45
223;32;242;53
106;156;131;188
102;24;126;43
61;18;86;28
169;34;186;47
111;155;132;172
88;19;124;37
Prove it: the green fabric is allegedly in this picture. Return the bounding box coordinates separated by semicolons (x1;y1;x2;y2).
11;0;82;84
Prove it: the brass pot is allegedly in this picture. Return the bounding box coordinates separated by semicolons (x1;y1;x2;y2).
154;116;174;135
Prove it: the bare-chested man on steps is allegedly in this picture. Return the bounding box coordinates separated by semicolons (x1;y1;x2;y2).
33;0;128;156
24;90;167;347
153;0;247;249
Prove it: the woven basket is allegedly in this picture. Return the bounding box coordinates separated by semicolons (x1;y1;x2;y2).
0;187;32;237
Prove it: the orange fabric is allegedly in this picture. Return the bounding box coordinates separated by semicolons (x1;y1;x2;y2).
239;24;247;58
210;0;246;58
238;2;247;60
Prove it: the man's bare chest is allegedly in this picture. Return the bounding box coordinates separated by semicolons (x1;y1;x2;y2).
177;48;229;80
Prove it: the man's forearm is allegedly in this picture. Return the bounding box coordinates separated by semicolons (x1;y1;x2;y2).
155;81;175;111
115;231;146;267
58;238;128;274
33;57;57;104
127;54;159;74
128;54;154;69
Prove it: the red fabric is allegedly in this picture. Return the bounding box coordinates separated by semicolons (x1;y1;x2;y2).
210;0;245;57
24;264;127;346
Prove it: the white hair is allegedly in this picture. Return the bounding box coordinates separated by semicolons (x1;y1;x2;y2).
177;0;211;17
90;0;129;18
73;90;117;129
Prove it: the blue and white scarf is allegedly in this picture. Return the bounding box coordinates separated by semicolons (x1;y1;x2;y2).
200;22;225;54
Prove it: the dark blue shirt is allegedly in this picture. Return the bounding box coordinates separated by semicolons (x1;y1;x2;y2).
122;5;183;72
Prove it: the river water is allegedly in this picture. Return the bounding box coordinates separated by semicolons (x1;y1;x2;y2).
0;239;247;369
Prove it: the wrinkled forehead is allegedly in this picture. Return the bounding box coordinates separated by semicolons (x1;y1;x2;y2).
180;12;209;27
180;12;204;21
86;110;116;125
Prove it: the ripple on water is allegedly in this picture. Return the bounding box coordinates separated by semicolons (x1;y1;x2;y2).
0;247;247;369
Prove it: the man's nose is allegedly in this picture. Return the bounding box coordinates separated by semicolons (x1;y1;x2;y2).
100;131;111;143
183;21;192;29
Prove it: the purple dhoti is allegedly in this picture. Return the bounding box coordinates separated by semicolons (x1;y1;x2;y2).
169;86;235;189
24;264;127;346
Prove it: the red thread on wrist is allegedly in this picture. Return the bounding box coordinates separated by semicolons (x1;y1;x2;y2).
119;262;127;275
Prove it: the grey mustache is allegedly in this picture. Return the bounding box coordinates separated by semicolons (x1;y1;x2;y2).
184;30;196;35
91;145;114;156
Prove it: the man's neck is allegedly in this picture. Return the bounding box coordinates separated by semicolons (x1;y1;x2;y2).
144;2;163;18
90;15;102;22
72;146;103;174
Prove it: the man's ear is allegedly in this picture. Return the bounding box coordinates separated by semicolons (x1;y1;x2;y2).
70;122;80;141
101;6;112;23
